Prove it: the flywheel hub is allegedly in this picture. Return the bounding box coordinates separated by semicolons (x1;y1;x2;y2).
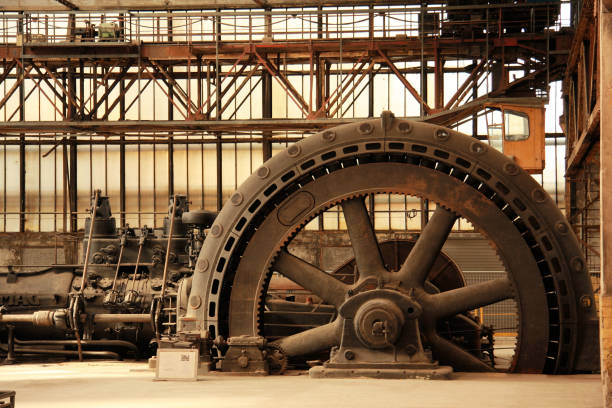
353;298;405;349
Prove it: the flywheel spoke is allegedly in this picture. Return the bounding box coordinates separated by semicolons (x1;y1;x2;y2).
270;320;341;357
273;251;348;308
397;206;457;287
428;334;495;372
429;277;514;320
341;197;386;280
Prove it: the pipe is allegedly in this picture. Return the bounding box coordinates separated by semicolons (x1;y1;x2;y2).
160;195;178;298
123;228;148;306
14;338;139;354
0;344;120;360
0;312;151;325
5;325;15;363
93;313;151;323
110;233;127;293
80;189;99;294
0;314;37;323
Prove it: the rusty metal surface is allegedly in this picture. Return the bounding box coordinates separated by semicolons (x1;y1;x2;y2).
331;239;464;290
0;391;15;408
184;114;599;373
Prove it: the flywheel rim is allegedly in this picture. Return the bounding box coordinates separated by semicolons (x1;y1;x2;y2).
184;115;598;374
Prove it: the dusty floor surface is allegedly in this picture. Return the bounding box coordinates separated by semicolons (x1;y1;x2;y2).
0;361;602;408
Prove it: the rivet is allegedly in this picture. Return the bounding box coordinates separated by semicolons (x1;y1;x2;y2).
580;295;592;309
210;224;223;237
230;192;244;206
531;189;547;203
571;256;585;273
358;122;373;135
322;131;336;142
555;221;569;235
190;295;202;309
287;144;301;157
398;121;413;134
434;129;450;142
469;141;487;155
503;162;520;176
256;166;270;179
197;258;209;272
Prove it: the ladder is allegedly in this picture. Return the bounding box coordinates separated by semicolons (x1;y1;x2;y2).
160;291;178;335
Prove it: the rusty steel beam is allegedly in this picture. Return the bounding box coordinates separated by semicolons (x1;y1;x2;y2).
0;118;356;134
31;64;68;117
601;1;612;405
255;50;310;115
206;59;252;117
149;60;198;115
377;48;432;115
54;0;79;10
0;35;559;64
323;56;369;118
0;65;33;112
86;64;132;120
312;52;369;119
13;60;64;119
329;60;376;118
0;61;18;88
100;65;147;120
37;62;81;116
218;63;261;117
566;100;600;177
444;59;487;111
563;0;595;93
194;50;249;117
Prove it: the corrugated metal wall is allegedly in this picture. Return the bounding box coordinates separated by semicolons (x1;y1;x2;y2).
444;237;518;334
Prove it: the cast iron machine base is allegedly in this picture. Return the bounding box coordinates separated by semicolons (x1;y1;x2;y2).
308;287;452;379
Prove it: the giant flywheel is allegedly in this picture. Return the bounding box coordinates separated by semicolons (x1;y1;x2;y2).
183;112;598;376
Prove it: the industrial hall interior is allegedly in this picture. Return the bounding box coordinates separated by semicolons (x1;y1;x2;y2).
0;0;609;406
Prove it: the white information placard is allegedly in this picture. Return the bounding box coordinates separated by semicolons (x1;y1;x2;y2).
155;348;199;381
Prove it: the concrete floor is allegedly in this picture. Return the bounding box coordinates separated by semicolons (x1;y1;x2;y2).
0;361;602;408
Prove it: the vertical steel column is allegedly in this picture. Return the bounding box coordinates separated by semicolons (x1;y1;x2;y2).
66;13;79;232
367;8;375;226
317;8;325;231
18;13;25;232
315;6;323;111
168;14;175;197
472;59;478;138
262;72;272;161
600;2;612;405
262;8;273;162
420;5;429;228
119;76;126;228
434;40;443;110
79;60;85;119
68;60;78;232
197;56;202;109
367;6;374;119
215;10;223;211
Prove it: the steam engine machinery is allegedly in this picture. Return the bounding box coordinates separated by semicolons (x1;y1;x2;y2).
0;113;600;379
0;193;216;361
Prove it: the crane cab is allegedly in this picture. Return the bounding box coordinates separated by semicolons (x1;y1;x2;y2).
484;102;545;174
